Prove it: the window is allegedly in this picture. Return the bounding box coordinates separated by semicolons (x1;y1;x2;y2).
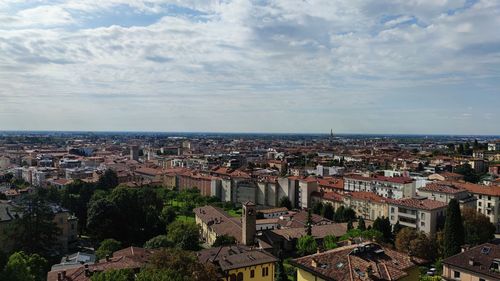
453;271;460;279
262;267;269;277
420;221;425;227
391;207;395;213
479;279;485;281
237;272;243;281
421;213;425;219
229;274;237;281
478;202;482;207
250;269;254;278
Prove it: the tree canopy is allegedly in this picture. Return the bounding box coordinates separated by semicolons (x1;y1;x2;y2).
443;199;464;258
297;235;317;256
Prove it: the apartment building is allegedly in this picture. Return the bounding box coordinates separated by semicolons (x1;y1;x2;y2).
343;192;390;221
442;242;500;281
418;181;476;208
344;175;416;199
388;198;447;235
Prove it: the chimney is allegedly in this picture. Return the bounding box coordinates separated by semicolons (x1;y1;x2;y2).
311;259;318;268
461;244;471;252
105;254;110;262
468;257;475;266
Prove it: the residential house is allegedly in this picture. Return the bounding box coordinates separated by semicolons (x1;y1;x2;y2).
442;242;500;281
388;198;447;235
291;242;426;281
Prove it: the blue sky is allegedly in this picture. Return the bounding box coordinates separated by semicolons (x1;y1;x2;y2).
0;0;499;134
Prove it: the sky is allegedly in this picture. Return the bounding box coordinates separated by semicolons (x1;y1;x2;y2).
0;0;499;135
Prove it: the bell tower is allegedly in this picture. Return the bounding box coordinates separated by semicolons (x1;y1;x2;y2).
242;201;256;246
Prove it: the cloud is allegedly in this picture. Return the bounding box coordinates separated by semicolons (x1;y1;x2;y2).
0;0;499;134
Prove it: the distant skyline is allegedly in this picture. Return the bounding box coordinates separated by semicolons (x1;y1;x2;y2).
0;1;499;134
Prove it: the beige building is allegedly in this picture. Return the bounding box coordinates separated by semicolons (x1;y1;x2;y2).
418;181;476;209
442;242;500;281
343;192;390;221
388;198;447;235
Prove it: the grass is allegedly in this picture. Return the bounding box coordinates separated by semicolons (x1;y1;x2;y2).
226;208;242;218
176;215;195;224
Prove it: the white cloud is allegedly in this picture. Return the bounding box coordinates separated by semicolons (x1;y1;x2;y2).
0;0;499;134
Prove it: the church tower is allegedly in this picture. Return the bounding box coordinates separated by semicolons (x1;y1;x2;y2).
242;201;256;246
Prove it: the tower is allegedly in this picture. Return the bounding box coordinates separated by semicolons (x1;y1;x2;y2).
130;145;139;161
242;201;256;246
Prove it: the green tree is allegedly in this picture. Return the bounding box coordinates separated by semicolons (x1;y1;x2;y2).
321;204;334;220
333;205;345;222
95;239;122;260
443;199;464;258
7;195;60;256
323;235;337;250
347;219;353;230
160;206;177;225
312;201;323;215
212;235;237;247
342;208;356;222
166;221;200;251
462;207;495;246
97;169;119;190
137;248;219;281
279;196;292;210
275;259;288;281
144;235;172;249
2;251;48;281
305;209;312;236
392;221;403;237
91;269;135;281
357;217;366;231
372;217;392;243
296;235;317;256
454;164;480;183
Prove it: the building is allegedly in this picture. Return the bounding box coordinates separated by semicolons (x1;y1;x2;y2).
344;175;415;199
194;205;242;246
388;198;447;235
456;182;500;232
442;242;500;281
418;181;476;208
0;201;78;253
488;141;500;151
291;242;426;281
428;172;464;182
47;247;155;281
343;192;390;221
197;245;277;281
130;145;139;161
258;207;289;219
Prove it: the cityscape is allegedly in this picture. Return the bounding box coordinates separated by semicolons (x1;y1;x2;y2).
0;131;499;281
1;1;500;281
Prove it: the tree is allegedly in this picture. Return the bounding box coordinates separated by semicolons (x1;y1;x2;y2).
212;235;237;247
91;269;135;281
144;235;172;249
312;201;323;215
275;259;288;281
342;208;356;222
462;207;495;246
333;205;345;222
321;204;334;220
443;199;464;258
305;209;313;236
392;221;403;237
297;235;317;256
7;195;60;256
137;248;219;281
454;164;480;183
97;169;119;190
347;219;353;230
96;239;122;260
372;217;393;243
87;198;118;241
166;221;200;251
323;235;338;250
279;196;292;210
357;217;366;231
2;251;48;281
160;206;177;225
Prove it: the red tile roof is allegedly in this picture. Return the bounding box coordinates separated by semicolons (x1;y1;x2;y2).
389;198;447;211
